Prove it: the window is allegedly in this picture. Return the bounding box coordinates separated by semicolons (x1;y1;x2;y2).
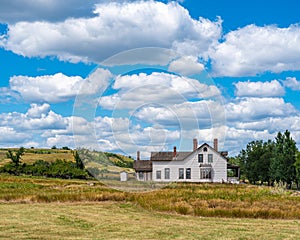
156;170;161;179
208;154;213;163
186;168;191;179
200;168;211;179
165;168;170;179
198;154;203;163
138;172;144;179
203;147;208;152
179;168;184;179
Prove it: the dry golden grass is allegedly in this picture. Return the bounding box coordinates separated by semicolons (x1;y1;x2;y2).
0;148;74;166
1;175;300;219
1;202;300;240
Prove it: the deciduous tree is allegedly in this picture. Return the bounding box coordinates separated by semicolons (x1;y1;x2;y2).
6;147;24;166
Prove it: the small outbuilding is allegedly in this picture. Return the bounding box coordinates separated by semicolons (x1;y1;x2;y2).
120;171;128;182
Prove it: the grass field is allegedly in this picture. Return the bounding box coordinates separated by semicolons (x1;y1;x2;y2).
1;174;300;219
1;174;300;239
1;202;300;240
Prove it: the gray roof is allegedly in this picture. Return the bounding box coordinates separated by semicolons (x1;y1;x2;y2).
133;160;152;172
150;151;192;161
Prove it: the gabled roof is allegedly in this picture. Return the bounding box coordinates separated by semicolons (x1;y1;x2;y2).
150;151;191;161
197;143;228;160
133;160;152;171
150;143;228;162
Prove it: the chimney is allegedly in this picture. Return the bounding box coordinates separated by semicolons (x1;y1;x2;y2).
173;146;177;157
193;138;198;151
213;138;218;152
137;151;140;161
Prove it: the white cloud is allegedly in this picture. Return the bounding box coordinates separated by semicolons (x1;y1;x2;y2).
99;72;220;110
226;97;296;121
26;103;51;118
0;127;28;145
133;100;225;128
0;103;67;131
0;87;21;103
9;68;112;103
235;115;300;132
1;1;222;63
210;24;300;76
168;56;204;76
282;77;300;90
0;0;97;23
234;80;285;97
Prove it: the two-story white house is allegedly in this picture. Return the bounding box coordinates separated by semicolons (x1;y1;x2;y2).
133;139;240;183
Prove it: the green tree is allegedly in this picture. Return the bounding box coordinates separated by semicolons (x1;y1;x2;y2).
6;147;25;166
294;151;300;189
73;151;84;170
238;139;274;185
270;130;297;188
239;140;267;184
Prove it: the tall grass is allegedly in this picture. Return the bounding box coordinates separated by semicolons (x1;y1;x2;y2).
1;175;300;219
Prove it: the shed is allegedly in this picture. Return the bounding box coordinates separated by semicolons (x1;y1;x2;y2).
120;171;128;182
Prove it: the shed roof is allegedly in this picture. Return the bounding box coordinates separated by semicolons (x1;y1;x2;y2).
133;160;152;172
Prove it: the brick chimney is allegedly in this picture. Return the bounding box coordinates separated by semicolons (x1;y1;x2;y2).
173;146;177;157
193;138;198;151
137;151;140;161
213;138;218;152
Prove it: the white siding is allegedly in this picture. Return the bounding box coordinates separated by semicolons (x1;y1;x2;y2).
152;145;227;183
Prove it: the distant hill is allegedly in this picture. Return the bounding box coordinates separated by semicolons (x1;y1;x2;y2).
77;149;135;181
0;148;134;176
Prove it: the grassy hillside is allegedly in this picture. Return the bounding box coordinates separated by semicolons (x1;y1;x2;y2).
79;149;135;181
0;148;134;174
0;148;74;166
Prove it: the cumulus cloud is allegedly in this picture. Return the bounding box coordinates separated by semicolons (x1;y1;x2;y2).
99;72;220;110
9;68;112;103
210;24;300;76
235;116;300;132
168;56;205;76
0;0;97;23
0;127;28;145
226;97;296;121
133;100;225;129
1;1;222;63
234;80;285;97
282;77;300;90
0;103;67;131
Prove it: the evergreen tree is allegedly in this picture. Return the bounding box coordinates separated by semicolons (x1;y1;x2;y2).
239;140;266;184
73;151;84;170
270;130;297;188
294;151;300;189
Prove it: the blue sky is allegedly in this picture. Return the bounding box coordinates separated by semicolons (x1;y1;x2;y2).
1;0;300;157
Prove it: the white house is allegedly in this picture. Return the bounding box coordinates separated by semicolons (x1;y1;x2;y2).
133;139;240;183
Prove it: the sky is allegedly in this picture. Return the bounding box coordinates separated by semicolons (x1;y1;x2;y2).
1;0;300;158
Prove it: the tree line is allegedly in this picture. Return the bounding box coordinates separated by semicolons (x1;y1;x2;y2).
0;148;89;179
234;130;299;189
